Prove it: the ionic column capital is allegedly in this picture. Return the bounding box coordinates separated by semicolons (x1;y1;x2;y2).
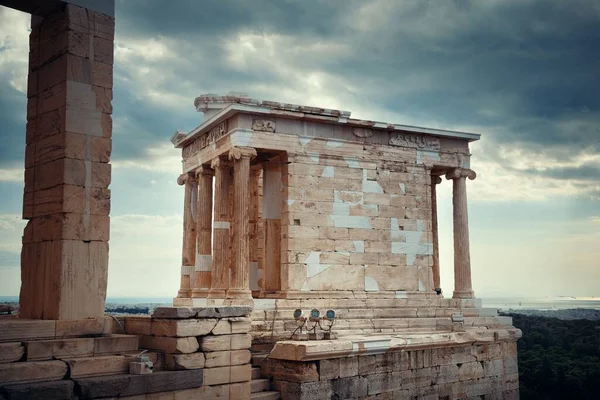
195;165;214;177
445;168;476;181
210;157;232;170
228;146;257;161
177;171;197;185
432;175;443;185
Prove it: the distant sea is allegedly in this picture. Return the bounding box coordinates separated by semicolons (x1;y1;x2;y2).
1;296;599;311
481;296;600;311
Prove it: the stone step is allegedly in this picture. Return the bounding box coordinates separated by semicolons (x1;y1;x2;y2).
251;353;269;367
251;378;271;393
63;352;161;378
24;334;139;361
251;390;280;400
251;367;261;380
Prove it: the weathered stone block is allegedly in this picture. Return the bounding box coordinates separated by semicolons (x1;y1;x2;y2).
30;213;110;242
124;316;152;336
152;306;251;319
0;343;24;364
272;360;320;382
151;318;217;337
203;366;230;386
274;380;333;400
0;360;67;385
24;337;94;360
331;376;368;399
0;379;74;400
367;371;403;395
164;352;205;370
139;336;199;354
319;358;340;380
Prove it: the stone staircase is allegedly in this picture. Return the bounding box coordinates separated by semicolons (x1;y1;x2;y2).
250;353;280;399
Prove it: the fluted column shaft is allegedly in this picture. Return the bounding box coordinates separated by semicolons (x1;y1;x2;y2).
208;158;231;299
446;168;477;299
192;166;214;298
227;147;257;299
177;172;197;298
431;175;442;293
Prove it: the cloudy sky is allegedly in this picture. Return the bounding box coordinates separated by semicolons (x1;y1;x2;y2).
0;0;598;300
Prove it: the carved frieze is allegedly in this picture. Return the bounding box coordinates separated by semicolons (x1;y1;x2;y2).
252;119;276;133
352;128;374;139
389;134;440;150
182;121;228;159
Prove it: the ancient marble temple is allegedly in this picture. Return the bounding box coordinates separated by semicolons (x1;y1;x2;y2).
166;95;521;399
171;93;479;304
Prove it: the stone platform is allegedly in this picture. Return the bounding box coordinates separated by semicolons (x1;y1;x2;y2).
0;307;260;399
258;329;521;400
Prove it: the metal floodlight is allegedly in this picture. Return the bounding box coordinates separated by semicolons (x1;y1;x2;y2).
309;309;320;321
325;309;336;321
293;309;304;320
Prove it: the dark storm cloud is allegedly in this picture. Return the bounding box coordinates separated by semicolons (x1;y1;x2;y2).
1;0;598;187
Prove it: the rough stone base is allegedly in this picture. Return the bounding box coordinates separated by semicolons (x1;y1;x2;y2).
261;340;520;400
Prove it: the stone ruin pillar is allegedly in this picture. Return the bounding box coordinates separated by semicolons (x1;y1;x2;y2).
208;157;232;299
446;168;477;299
431;175;442;293
192;165;214;298
18;1;115;320
176;172;197;298
227;147;257;300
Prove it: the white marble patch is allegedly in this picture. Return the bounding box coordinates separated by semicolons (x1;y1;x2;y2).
391;242;433;265
344;157;361;168
321;166;335;178
326;139;344;147
395;291;408;299
365;276;379;291
416;149;441;165
307;153;320;163
352;240;365;253
299;136;312;146
362;169;383;193
304;251;321;264
249;261;261;291
195;255;212;272
307;263;331;278
181;265;193;276
287;199;296;206
332;203;350;216
399;183;406;194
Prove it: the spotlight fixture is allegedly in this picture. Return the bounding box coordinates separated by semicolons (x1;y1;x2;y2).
309;309;320;322
293;309;305;321
325;309;336;321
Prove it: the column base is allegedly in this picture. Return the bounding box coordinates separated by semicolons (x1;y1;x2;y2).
226;289;253;299
191;289;210;298
176;290;191;298
453;290;475;299
207;289;227;299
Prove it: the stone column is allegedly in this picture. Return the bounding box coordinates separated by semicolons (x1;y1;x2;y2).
262;163;282;292
249;167;261;292
431;175;443;294
19;3;115;320
177;172;197;298
445;168;477;299
192;166;214;298
208;157;232;299
227;147;257;299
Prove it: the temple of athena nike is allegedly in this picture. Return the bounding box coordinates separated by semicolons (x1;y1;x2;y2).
0;0;520;396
